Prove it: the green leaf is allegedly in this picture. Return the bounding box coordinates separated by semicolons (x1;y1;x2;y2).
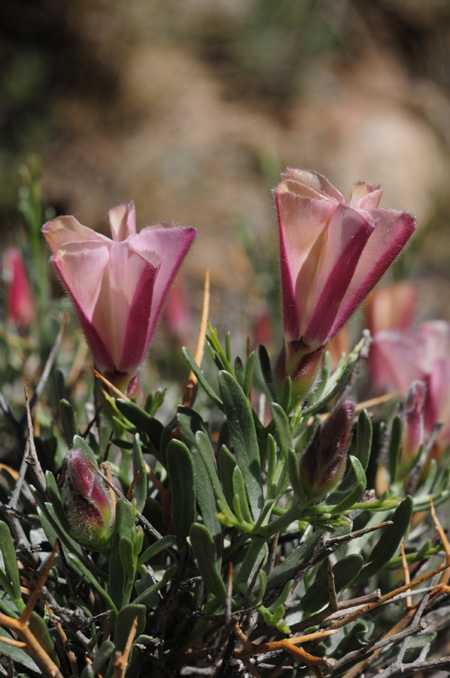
194;432;234;530
234;356;245;389
190;524;227;602
355;409;373;472
356;496;413;582
132;434;147;513
177;406;221;542
258;344;278;402
327;456;366;512
333;621;372;658
388;415;403;483
138;535;177;567
182;347;223;407
270;403;292;461
133;565;176;605
234;538;268;593
71;434;98;464
114;604;147;652
243;351;256;397
266;434;277;497
265;531;323;593
219;445;237;509
0;627;40;672
287;448;303;500
300;555;364;614
115;399;164;449
59;398;78;446
232;466;253;525
29;611;59;667
45;470;71;531
91;640;115;673
301;335;368;418
119;536;136;578
167;439;196;544
0;522;23;609
218;370;263;518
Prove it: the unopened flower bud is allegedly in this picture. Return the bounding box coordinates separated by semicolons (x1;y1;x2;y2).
3;248;35;331
62;449;113;552
298;400;355;502
400;380;425;467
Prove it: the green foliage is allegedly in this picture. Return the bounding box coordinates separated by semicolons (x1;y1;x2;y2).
1;171;449;675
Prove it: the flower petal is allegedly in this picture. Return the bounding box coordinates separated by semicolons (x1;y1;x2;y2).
301;204;373;348
90;242;160;371
275;184;338;340
329;209;416;338
349;182;383;210
109;202;136;242
43;216;109;251
129;223;197;343
371;329;425;393
52;241;114;371
281;169;345;202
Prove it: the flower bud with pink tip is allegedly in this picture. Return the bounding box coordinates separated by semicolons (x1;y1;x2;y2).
62;448;113;553
274;169;416;401
3;248;35;331
400;380;425;467
298;399;355;503
43;203;196;394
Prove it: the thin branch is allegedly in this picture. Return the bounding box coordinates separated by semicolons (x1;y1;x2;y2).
20;313;67;429
324;520;393;549
182;266;210;408
406;421;442;494
329;621;427;674
327;562;339;611
23;383;46;495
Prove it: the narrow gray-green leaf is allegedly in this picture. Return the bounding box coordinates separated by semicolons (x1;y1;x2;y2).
0;522;22;606
356;496;413;582
300;554;364;614
182;347;223;407
190;524;227;602
270;403;292;461
355;409;373;472
177;406;221;543
114;604;147;652
167;439;196;544
132;433;147;513
218;370;263;517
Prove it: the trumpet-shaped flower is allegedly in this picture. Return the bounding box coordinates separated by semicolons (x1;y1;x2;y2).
373;321;450;457
43;203;196;391
274;169;416;398
365;282;418;391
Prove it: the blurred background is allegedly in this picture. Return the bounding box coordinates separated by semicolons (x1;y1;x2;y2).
1;0;450;354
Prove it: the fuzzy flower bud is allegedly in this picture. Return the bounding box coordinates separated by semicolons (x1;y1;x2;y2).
62;449;113;553
399;380;425;467
298;400;355;502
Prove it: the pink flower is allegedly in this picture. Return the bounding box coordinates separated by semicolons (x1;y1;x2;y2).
3;248;35;331
43;203;196;389
274;169;416;398
365;282;418;391
373;321;450;456
62;448;113;552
